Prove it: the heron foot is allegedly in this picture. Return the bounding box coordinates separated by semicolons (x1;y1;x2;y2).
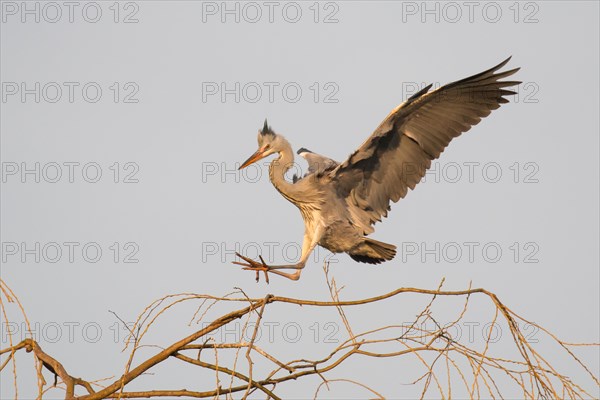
233;252;271;284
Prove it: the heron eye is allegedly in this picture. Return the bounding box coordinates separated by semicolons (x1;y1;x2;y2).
264;144;270;150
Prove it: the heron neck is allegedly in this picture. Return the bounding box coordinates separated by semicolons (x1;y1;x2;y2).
268;140;298;202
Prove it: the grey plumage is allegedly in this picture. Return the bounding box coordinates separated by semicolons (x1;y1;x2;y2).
331;57;520;235
293;148;339;183
236;58;520;281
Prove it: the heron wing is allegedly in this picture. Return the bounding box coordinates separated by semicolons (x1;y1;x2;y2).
300;150;339;175
330;57;520;234
293;148;339;183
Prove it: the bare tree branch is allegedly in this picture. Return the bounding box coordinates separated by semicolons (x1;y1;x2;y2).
1;274;598;399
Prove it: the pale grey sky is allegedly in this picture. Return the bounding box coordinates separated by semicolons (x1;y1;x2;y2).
1;1;599;398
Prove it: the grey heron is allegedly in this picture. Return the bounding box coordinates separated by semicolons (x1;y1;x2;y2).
235;57;520;282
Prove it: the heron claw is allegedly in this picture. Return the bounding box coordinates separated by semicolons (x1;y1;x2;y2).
233;252;270;284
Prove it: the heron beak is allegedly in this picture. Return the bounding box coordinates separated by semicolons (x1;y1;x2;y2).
239;148;267;170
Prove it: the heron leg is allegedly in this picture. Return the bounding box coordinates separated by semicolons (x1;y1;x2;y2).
233;226;322;282
233;253;304;282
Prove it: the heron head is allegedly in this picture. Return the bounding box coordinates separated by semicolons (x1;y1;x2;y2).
239;119;283;169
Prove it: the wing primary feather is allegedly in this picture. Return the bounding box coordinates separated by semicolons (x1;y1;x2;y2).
407;83;433;101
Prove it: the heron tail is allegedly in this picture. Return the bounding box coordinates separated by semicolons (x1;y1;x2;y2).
349;238;396;264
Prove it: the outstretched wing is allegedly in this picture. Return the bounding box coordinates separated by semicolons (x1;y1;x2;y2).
330;57;520;234
293;148;339;183
298;148;339;174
